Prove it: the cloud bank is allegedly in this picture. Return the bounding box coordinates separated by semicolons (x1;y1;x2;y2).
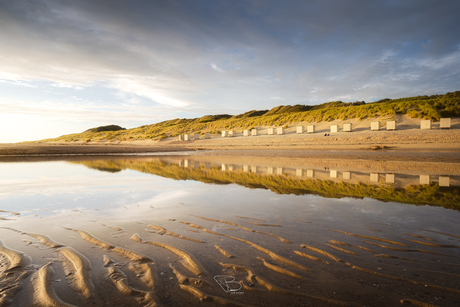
0;0;459;141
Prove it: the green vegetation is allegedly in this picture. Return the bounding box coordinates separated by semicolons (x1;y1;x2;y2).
41;91;460;143
73;159;460;210
85;125;126;133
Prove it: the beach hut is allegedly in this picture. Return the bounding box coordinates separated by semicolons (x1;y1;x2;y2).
296;126;304;133
306;169;314;178
178;135;184;141
243;130;250;136
343;123;352;132
420;120;431;130
228;130;236;137
371;122;380;131
204;132;210;139
440;118;451;129
268;128;275;135
343;171;351;180
251;129;258;136
193;133;200;140
330;125;338;133
277;127;284;135
386;121;396;130
184;134;192;141
296;169;303;177
307;125;315;133
222;131;229;137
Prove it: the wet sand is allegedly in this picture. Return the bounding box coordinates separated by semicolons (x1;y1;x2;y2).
1;209;459;306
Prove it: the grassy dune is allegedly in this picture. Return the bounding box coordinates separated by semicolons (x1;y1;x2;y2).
38;91;460;143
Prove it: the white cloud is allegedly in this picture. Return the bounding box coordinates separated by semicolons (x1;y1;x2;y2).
210;63;225;72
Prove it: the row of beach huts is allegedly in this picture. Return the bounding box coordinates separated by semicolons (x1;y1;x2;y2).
178;118;452;141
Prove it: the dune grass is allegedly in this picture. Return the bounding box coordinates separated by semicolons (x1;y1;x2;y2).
39;91;460;143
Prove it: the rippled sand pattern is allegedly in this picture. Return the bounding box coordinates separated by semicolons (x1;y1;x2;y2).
0;214;459;307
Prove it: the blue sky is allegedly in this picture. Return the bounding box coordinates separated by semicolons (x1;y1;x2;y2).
1;0;459;142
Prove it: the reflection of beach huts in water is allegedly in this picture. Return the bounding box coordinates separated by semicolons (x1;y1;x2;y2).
420;175;430;185
386;174;395;183
439;176;450;187
296;169;303;177
306;169;314;178
370;173;379;182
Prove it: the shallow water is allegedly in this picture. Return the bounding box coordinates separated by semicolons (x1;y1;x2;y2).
0;156;459;306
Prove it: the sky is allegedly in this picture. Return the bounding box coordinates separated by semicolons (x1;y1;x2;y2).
1;0;459;143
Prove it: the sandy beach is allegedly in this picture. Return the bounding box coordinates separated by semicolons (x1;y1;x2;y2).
1;116;460;163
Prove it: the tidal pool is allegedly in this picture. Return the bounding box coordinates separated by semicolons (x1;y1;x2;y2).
0;155;459;306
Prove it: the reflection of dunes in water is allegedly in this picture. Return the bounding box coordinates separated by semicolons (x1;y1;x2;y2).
1;217;459;306
73;159;460;210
